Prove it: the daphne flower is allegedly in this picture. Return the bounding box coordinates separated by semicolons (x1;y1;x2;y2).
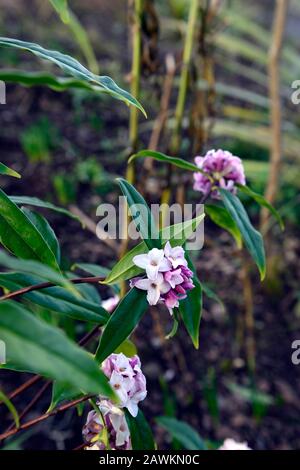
133;248;171;280
164;242;187;269
193;149;246;199
164;268;184;289
131;273;171;305
101;353;147;417
219;438;251;450
99;401;131;449
102;295;119;313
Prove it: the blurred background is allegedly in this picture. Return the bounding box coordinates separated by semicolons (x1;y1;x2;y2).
0;0;299;450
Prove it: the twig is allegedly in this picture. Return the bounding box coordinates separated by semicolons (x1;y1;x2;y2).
261;0;288;230
0;395;92;442
0;276;105;302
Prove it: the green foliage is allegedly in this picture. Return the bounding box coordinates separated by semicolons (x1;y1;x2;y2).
220;189;266;280
0;301;114;397
156;416;206;450
0;188;60;271
20;117;59;163
0;389;20;428
125;410;156;450
205;204;242;248
178;254;202;349
0;37;145;114
96;288;148;363
0;162;21;179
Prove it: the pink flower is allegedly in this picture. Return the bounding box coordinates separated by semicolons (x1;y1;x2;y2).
132;244;195;315
101;353;147;417
131;273;171;305
164;242;188;269
193;149;246;199
133;248;171;280
101;295;120;313
219;438;251;450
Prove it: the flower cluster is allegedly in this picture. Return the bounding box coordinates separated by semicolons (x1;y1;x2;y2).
83;353;147;451
83;403;131;450
193;149;246;199
131;242;194;315
102;353;147;418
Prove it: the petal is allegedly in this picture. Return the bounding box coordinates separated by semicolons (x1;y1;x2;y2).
146;263;159;280
147;285;160;305
160;281;171;294
158;257;172;272
133;253;149;269
149;248;165;264
126;400;139;417
163;241;172;257
134;278;151;291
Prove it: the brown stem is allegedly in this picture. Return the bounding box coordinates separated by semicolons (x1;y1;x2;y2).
261;0;288;230
4;381;51;434
0;276;105;302
0;395;92;442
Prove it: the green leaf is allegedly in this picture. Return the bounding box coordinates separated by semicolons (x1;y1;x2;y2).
103;213;205;285
48;381;82;412
9;195;80;223
220;188;266;280
0;389;20;428
156;417;206;450
22;208;60;264
0;272;108;324
0;188;60;270
205;204;242;248
129;150;203;173
0;301;114;397
114;339;137;357
0;162;21;179
201;282;225;312
96;288;148;363
0;37;146;115
178;255;202;349
72;263;110;278
125;410;155;450
237;184;284;230
0;250;76;295
117;178;162;250
49;0;70;22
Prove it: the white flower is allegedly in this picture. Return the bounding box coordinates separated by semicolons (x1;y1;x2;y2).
164;242;187;269
102;295;119;313
134;273;171;305
133;248;171;280
219;438;251;450
109;370;130;405
109;411;131;447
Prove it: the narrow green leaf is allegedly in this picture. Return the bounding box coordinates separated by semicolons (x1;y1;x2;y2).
0;272;108;324
201;282;225;312
0;188;60;270
237;184;284;230
96;288;148;363
0;37;146;115
48;381;82;412
72;263;110;278
125;409;155;450
49;0;69;22
9;195;80;223
205;204;242;248
0;389;20;428
22;208;60;264
178;255;202;349
220;189;266;280
156;417;206;450
0;162;21;179
0;301;114;397
114;339;137;357
129;150;203;173
103;213;205;286
0;250;76;295
117;178;161;250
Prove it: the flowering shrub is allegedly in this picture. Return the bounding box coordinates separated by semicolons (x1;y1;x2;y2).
0;30;283;452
